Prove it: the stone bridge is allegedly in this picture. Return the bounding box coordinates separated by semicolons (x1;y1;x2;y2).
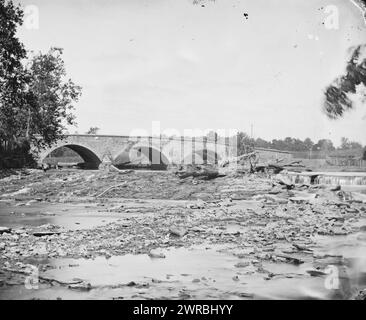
38;134;235;169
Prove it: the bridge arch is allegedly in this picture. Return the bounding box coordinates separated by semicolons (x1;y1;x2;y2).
113;145;170;170
184;149;221;165
42;144;102;169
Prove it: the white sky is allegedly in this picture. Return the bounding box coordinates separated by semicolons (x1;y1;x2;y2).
17;0;366;146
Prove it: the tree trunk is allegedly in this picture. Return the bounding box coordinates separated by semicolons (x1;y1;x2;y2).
25;107;31;140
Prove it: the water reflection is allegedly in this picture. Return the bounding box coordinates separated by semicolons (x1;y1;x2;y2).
0;202;121;230
2;232;366;300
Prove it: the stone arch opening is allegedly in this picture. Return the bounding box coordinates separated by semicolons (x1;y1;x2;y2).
43;144;101;169
113;146;169;170
184;149;221;165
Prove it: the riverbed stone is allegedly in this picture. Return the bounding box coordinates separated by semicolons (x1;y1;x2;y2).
0;227;11;234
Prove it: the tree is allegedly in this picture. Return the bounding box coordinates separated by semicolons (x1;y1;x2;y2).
313;139;335;152
339;137;363;150
1;1;82;157
86;127;100;135
340;137;350;150
23;48;82;149
349;141;363;149
271;139;287;150
255;137;271;148
323;44;366;119
303;138;314;150
236;132;254;155
206;130;218;141
0;0;28;150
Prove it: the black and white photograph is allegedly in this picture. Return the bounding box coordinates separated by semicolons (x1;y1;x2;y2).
1;0;366;305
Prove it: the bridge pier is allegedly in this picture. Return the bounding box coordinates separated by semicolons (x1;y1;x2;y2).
203;137;208;165
98;156;112;171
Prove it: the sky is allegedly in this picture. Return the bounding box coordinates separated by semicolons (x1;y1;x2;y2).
16;0;366;146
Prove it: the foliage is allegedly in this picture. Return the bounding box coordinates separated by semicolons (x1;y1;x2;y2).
0;1;81;161
312;139;335;152
236;132;254;155
86;127;100;135
323;44;366;119
233;133;363;154
0;0;28;146
25;48;82;149
339;137;363;150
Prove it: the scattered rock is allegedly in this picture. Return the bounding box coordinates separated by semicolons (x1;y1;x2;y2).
306;269;327;277
0;227;11;234
330;185;341;192
237;292;254;298
274;254;304;265
187;199;206;209
275;176;294;189
11;187;31;196
191;226;205;232
25;199;38;206
234;262;250;268
355;289;366;300
345;207;358;214
68;281;92;291
32;231;61;237
148;250;166;259
292;243;312;252
169;227;187;237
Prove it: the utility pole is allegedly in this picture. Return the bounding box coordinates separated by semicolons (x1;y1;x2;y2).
250;123;254;150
